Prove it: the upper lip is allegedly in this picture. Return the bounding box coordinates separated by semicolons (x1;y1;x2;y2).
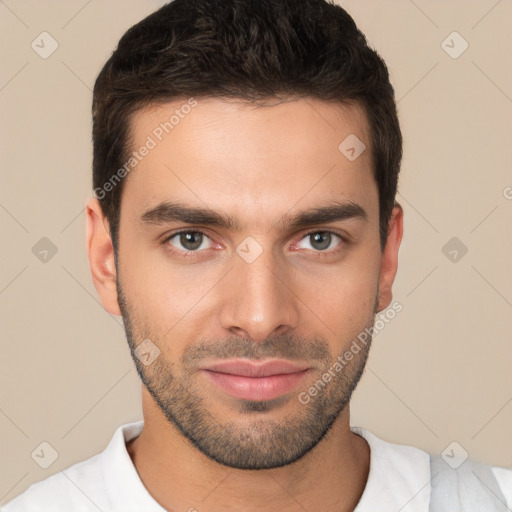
201;359;310;377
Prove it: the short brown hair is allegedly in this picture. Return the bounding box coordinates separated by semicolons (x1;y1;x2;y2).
92;0;402;254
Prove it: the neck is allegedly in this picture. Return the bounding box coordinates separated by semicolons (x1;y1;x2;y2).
127;386;370;512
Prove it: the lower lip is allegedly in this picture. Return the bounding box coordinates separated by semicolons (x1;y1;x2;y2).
202;369;310;401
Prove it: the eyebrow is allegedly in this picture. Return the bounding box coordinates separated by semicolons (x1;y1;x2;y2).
140;200;368;232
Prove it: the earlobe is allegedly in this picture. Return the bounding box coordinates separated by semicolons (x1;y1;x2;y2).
85;197;122;316
376;203;404;313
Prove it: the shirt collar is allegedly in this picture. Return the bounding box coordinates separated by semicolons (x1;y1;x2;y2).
100;420;431;512
101;420;166;511
351;425;431;512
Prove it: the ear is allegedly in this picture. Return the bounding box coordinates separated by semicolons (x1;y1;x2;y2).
376;203;404;313
85;197;121;316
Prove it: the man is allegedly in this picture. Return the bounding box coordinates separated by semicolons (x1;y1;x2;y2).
3;0;511;511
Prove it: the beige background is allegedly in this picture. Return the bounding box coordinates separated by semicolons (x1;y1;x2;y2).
1;0;511;503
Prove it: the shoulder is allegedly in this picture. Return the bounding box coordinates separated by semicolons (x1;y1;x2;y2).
1;453;108;512
492;466;512;508
351;427;512;511
1;421;144;512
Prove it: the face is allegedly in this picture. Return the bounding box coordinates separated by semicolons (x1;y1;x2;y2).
91;97;402;470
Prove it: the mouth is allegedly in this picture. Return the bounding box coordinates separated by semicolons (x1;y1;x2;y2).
199;359;311;401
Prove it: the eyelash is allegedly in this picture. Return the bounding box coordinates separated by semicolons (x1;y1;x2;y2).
162;229;347;259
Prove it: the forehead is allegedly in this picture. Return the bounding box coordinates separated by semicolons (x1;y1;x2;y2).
121;97;377;228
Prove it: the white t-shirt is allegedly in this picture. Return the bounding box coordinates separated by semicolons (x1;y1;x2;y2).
2;420;511;512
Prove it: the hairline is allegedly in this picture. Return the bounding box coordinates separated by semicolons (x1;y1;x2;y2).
107;94;383;260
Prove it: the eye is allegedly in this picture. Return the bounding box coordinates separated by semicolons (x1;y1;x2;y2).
165;230;213;253
294;231;344;253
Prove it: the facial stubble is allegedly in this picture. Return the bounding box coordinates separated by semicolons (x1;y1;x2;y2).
117;280;377;470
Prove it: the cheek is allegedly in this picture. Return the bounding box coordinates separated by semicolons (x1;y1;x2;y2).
122;248;222;336
292;248;380;336
309;276;376;334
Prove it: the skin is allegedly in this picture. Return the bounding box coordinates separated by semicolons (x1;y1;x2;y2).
86;97;403;512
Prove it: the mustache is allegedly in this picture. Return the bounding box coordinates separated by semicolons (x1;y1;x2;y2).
180;333;332;366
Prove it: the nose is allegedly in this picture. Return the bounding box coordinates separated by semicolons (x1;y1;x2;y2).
217;247;300;342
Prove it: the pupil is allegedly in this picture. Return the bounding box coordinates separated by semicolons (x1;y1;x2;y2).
311;232;330;251
181;232;202;250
